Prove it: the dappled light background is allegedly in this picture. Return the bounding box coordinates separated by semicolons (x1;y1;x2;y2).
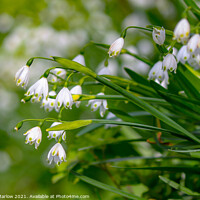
0;0;197;199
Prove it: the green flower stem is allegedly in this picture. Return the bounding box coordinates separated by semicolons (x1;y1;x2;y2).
74;94;167;105
92;42;153;66
121;49;153;66
16;118;58;127
121;26;153;38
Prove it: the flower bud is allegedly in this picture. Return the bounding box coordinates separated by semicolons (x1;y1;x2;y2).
14;121;23;131
152;27;165;45
108;37;124;57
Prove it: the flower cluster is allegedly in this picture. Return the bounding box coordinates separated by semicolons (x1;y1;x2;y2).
15;54;109;165
148;18;198;88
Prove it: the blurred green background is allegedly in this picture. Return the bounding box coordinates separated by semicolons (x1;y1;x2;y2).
1;0;200;199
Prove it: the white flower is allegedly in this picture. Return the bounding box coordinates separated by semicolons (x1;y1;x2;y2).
162;54;177;73
108;37;124;57
70;85;82;108
173;18;190;44
47;122;64;140
87;92;108;117
155;71;169;88
25;77;48;102
55;87;73;111
47;143;66;165
177;45;190;64
187;34;200;53
15;65;30;88
73;54;85;66
152;27;165;45
98;67;111;75
49;68;67;83
148;61;165;82
41;91;56;112
24;126;42;149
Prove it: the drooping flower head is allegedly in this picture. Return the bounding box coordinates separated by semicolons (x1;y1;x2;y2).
49;68;67;83
87;92;108;117
177;45;190;64
152;27;165;45
148;61;165;82
41;91;56;112
47;122;64;140
24;126;42;149
162;54;177;73
173;18;190;44
15;65;30;88
187;34;200;53
25;77;49;102
55;87;73;112
70;85;82;108
47;143;66;165
108;37;124;57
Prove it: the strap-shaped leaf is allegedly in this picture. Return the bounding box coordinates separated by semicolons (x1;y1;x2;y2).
71;171;145;200
159;175;200;196
53;57;200;143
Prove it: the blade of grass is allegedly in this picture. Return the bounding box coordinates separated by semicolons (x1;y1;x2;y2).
159;175;200;196
71;171;145;200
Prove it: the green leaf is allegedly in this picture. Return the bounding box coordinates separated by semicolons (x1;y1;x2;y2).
52;56;97;78
52;173;66;184
176;63;200;99
111;166;200;174
53;57;200;143
92;119;179;134
159;175;200;196
150;81;200;120
124;67;151;87
183;0;200;20
96;75;200;143
46;120;92;131
71;171;145;200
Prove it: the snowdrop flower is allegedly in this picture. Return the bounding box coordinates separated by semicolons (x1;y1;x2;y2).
25;77;48;102
152;27;165;45
177;45;190;64
173;18;190;44
24;126;42;149
148;61;165;82
108;37;124;57
15;65;30;88
163;54;177;73
49;68;67;83
187;34;199;53
73;54;85;66
47;143;66;165
70;85;82;108
98;67;111;75
47;122;64;140
55;87;73;111
87;92;108;117
41;91;56;112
